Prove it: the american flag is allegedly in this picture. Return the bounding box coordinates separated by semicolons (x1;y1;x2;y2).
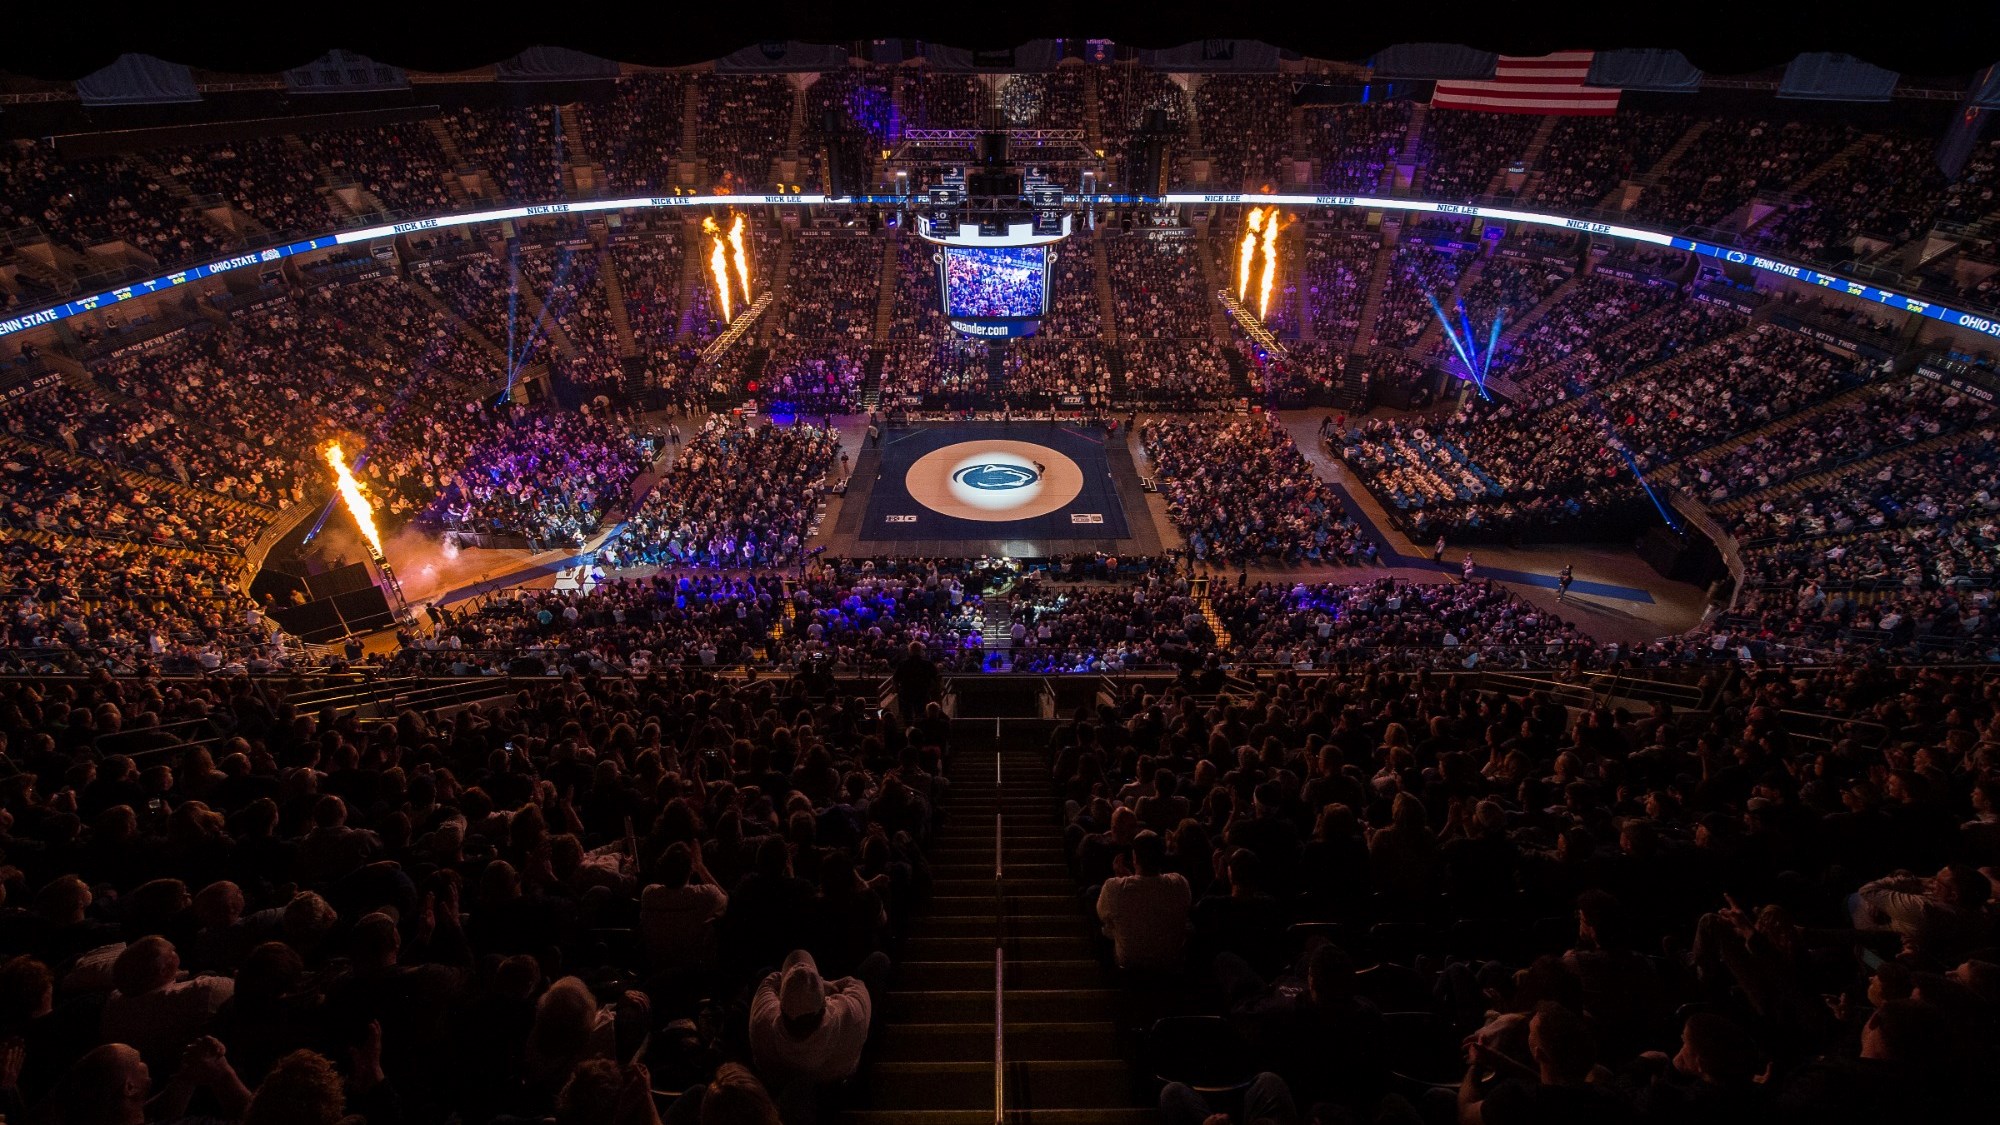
1432;51;1622;116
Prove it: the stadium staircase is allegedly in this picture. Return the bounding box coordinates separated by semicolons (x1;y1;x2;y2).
761;235;798;346
405;282;513;370
1495;271;1581;349
862;349;885;412
1785;133;1874;197
0;432;275;522
874;234;902;343
512;259;583;365
1484;115;1559;198
1290;223;1314;343
1706;425;1971;519
1625;120;1712;208
1407;251;1486;360
1397;103;1429;167
1335;359;1372;410
1288;104;1308;179
681;81;705;180
1104;348;1129;400
124;153;244;250
979;603;1015;669
1191;575;1232;647
1081;69;1105;153
1220;347;1257;400
888;70;909;140
597;246;639;359
1091;233;1119;345
849;744;1148;1125
784;84;808;177
675;219;709;337
1190;233;1235;344
1348;236;1399;353
420;119;477;205
986;343;1009;398
558;105;608;198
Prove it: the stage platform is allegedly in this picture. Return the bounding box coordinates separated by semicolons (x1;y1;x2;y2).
822;421;1164;558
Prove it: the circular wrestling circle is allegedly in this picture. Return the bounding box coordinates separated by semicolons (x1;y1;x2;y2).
906;440;1084;522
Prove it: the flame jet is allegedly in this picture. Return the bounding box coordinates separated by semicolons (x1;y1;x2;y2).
324;444;383;557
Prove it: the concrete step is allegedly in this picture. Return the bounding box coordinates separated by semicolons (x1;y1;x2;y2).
843;1111;1155;1125
905;935;1096;961
929;895;1080;918
874;1020;1123;1063
866;1060;1137;1110
902;959;1105;991
933;862;1069;880
885;989;1119;1024
932;878;1075;897
917;914;1093;939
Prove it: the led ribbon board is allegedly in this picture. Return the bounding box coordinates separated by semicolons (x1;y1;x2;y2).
8;191;1999;344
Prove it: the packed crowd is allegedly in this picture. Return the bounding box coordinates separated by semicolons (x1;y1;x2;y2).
1105;236;1213;340
1064;656;2000;1125
1751;131;1951;266
780;238;881;342
1306;102;1412;195
1143;415;1367;565
0;538;274;672
0;660;949;1124
877;339;986;404
1493;273;1683;383
573;75;689;195
1215;575;1601;665
1418;110;1539;204
1371;240;1471;350
1710;426;2000;656
431;408;655;543
697;74;792;189
1301;232;1379;345
1524;112;1692;211
1634;117;1858;230
155;137;334;240
618;418;835;570
516;244;628;390
1122;340;1238;405
445;105;570;203
1192;76;1295;189
1001;339;1114;404
758;343;868;413
1670;371;1991;506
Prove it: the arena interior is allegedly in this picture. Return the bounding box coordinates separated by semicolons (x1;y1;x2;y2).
4;14;2000;1125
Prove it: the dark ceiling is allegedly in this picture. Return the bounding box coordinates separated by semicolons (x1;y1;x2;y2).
5;2;1998;82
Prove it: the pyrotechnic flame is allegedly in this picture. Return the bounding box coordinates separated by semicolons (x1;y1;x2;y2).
708;237;733;322
1237;206;1264;302
1258;209;1280;321
726;214;752;304
324;444;384;558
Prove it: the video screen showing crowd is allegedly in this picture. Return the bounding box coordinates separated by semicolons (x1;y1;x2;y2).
2;34;2000;1125
940;245;1049;320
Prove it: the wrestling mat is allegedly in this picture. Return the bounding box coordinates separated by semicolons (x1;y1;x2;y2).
859;423;1130;542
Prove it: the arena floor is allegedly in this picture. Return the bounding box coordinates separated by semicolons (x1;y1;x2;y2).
303;406;1711;650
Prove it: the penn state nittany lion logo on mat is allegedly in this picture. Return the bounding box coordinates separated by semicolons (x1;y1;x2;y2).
951;463;1041;491
904;440;1085;522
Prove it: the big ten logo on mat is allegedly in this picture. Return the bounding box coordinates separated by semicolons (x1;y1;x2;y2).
1070;513;1104;524
886;514;918;523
